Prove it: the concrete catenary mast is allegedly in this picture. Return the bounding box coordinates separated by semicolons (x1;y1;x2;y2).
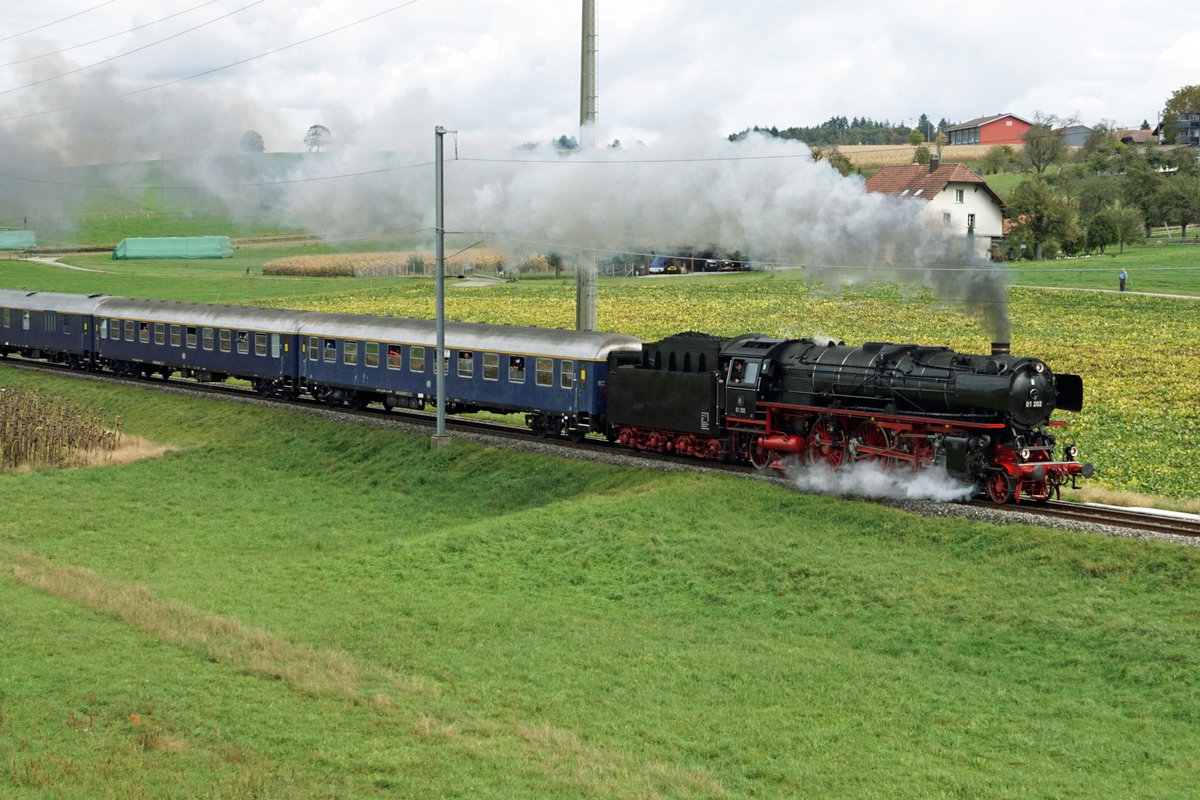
576;0;598;331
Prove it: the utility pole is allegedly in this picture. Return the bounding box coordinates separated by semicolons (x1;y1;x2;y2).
432;126;452;451
576;0;598;331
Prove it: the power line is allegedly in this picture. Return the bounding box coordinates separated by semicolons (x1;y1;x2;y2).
0;0;425;123
0;0;119;44
0;0;269;99
0;0;227;69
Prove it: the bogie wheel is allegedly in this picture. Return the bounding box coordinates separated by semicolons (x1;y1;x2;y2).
987;472;1016;504
748;439;773;470
566;428;586;443
809;419;845;469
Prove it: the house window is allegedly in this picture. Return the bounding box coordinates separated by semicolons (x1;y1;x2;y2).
954;189;964;203
967;213;976;231
943;212;952;225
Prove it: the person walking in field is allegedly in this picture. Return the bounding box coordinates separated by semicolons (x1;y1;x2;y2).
1119;269;1127;292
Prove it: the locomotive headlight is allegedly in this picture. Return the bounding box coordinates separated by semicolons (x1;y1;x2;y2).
1019;448;1031;461
1034;362;1044;373
1066;445;1078;460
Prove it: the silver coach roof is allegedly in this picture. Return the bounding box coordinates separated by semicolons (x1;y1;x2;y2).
0;289;110;316
95;297;309;334
298;312;643;361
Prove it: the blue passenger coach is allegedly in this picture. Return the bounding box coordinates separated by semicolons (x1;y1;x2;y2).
297;313;642;438
93;298;303;393
0;289;105;368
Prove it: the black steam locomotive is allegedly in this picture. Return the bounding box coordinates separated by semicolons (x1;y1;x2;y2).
607;332;1091;503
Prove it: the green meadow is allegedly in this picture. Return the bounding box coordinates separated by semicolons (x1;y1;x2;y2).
2;198;1199;796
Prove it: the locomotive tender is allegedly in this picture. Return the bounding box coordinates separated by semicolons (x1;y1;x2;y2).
1;289;1091;503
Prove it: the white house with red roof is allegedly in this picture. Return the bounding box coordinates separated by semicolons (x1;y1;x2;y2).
864;159;1005;257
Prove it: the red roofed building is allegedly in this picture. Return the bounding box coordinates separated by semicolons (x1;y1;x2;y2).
864;159;1005;257
945;113;1031;145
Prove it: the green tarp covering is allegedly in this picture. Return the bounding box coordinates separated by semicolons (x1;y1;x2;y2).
0;230;36;250
112;236;234;260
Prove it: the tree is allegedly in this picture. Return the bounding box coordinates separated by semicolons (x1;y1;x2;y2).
1086;209;1119;254
912;144;931;165
1006;177;1079;259
238;130;265;153
1021;113;1069;175
980;145;1018;174
1161;84;1200;142
1119;160;1163;236
304;124;332;152
907;129;924;146
1112;202;1145;253
553;135;578;150
1156;176;1200;238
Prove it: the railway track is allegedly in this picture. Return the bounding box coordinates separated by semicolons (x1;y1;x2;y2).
5;355;1196;541
972;498;1200;539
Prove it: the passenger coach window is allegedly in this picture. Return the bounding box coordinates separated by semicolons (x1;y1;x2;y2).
344;341;358;365
323;339;336;363
98;318;106;338
220;329;232;352
140;323;149;343
155;323;165;345
237;331;249;355
561;361;574;389
483;353;499;380
44;313;56;333
1;308;8;327
308;336;319;360
387;345;402;370
536;358;553;387
365;342;379;368
457;351;474;378
186;327;198;348
255;332;267;357
170;325;181;347
202;328;214;350
124;320;135;341
509;356;525;383
410;346;425;372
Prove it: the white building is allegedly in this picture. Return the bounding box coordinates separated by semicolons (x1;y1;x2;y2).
864;160;1005;258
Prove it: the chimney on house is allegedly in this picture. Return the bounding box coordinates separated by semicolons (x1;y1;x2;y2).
929;152;940;172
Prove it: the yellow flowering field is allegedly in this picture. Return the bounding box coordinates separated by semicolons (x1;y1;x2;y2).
270;274;1199;500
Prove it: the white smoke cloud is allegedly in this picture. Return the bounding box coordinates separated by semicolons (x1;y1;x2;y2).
789;459;978;503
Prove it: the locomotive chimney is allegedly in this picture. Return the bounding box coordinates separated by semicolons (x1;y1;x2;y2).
991;342;1010;356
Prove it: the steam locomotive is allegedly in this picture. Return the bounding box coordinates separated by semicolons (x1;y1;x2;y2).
0;289;1091;504
607;332;1092;504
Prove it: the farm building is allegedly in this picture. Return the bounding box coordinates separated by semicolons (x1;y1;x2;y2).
113;236;234;260
1056;125;1093;147
945;113;1031;146
864;159;1004;258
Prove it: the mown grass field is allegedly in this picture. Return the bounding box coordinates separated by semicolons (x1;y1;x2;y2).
2;369;1200;799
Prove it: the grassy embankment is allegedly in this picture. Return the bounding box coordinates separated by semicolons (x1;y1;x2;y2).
2;367;1200;798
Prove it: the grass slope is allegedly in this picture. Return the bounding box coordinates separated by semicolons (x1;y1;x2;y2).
2;369;1199;798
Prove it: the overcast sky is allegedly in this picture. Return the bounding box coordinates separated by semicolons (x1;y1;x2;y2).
1;0;1197;159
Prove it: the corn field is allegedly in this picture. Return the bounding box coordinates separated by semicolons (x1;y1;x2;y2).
0;387;122;471
263;249;510;278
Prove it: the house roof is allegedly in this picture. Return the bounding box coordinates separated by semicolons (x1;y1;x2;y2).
945;113;1032;132
864;163;1005;209
1118;128;1154;144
